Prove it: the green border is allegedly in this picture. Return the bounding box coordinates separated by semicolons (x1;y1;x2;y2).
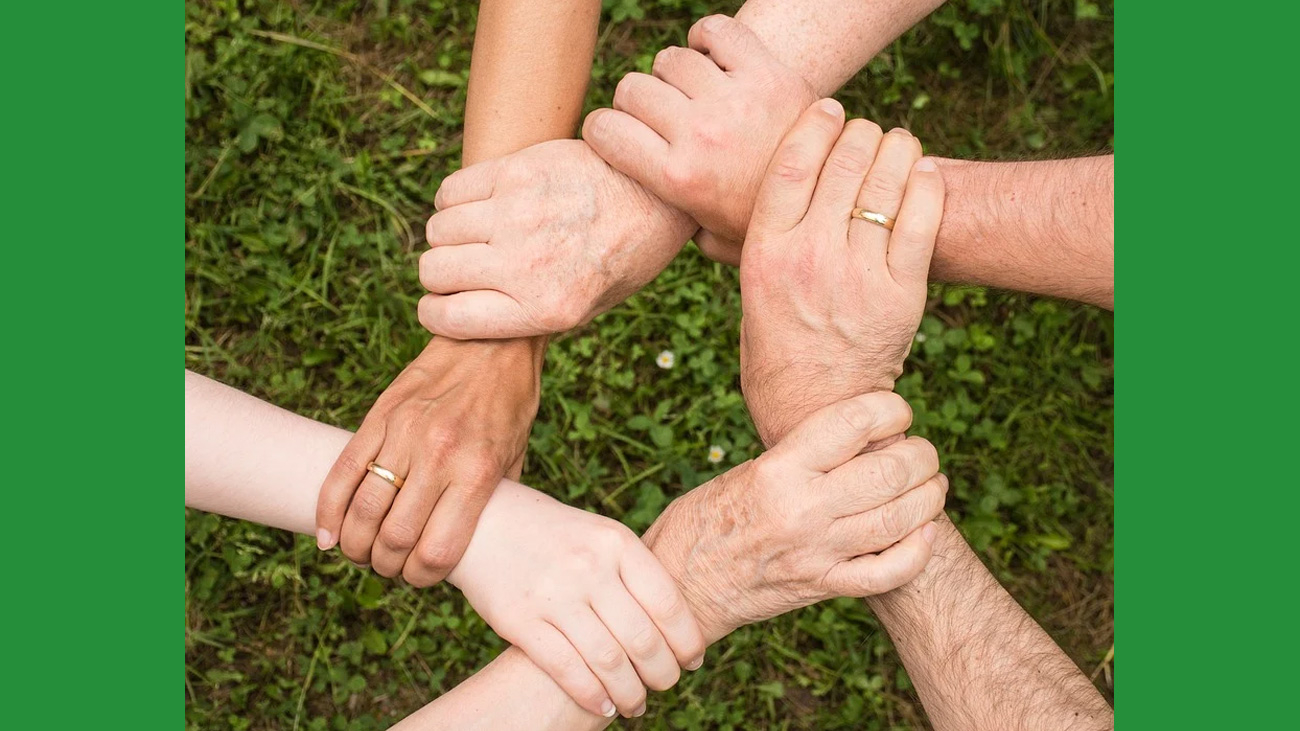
8;1;1299;728
3;1;175;728
1123;2;1299;727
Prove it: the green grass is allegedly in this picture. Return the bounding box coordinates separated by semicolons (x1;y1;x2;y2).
184;0;1114;728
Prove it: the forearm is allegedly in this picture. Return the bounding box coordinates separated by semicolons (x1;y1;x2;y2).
867;518;1113;730
185;370;349;534
932;156;1114;309
735;0;945;96
185;370;613;728
462;0;600;165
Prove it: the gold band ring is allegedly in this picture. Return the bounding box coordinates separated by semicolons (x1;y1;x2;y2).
851;207;896;231
366;461;405;489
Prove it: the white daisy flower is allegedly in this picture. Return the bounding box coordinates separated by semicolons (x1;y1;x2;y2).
707;445;725;464
655;350;675;369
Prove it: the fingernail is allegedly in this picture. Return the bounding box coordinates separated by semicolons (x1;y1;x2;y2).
818;98;843;117
316;528;334;550
889;126;912;136
701;15;722;31
922;523;938;544
915;157;938;173
633;703;647;718
686;656;704;671
601;701;617;718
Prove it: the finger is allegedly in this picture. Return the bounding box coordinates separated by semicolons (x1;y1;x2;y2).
612;72;689;141
887;157;945;285
620;547;706;670
370;466;442;579
514;621;616;718
592;588;681;693
417;291;525;340
433;159;500;211
829;474;949;555
554;611;647;718
825;521;939;597
652;45;725;98
315;426;384;550
401;473;497;586
807;118;884;228
687;14;769;73
692;229;741;266
338;446;408;565
850;127;923;263
425;201;495;247
418;244;505;295
824;436;940;517
749;98;845;235
768;391;913;473
583;108;671;195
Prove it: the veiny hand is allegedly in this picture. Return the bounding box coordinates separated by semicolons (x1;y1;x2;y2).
418;139;696;339
315;337;542;586
642;392;946;642
448;481;706;719
739;99;943;446
583;14;818;265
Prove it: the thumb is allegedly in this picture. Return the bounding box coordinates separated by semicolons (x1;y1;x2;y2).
768;392;913;473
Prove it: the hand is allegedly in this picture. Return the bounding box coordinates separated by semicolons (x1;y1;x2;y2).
418;139;696;339
315;337;542;585
583;14;818;265
642;392;946;642
448;480;706;719
739;99;943;446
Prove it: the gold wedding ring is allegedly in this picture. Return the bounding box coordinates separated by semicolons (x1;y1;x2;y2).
851;207;896;231
366;461;406;489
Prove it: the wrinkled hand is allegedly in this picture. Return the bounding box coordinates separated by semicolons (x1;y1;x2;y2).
449;481;705;719
584;14;818;265
315;337;542;586
418;139;696;339
642;392;946;642
739;99;944;446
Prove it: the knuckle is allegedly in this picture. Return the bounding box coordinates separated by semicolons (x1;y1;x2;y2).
351;488;391;521
770;147;814;183
836;398;878;433
379;521;421;552
878;452;912;490
651;589;688;623
652;46;679;73
595;643;626;672
415;538;461;573
911;437;939;473
628;625;662;659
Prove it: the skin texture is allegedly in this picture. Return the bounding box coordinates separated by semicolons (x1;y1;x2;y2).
419;140;695;339
586;13;1114;307
187;370;703;719
186;371;940;729
404;392;944;729
317;0;604;591
738;100;943;446
738;85;1114;730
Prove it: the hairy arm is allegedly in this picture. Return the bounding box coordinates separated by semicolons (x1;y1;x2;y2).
870;518;1113;730
737;1;1114;307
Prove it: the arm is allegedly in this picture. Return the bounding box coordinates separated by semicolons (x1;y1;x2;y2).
736;97;1113;728
189;370;704;720
871;519;1113;730
188;372;942;728
315;0;603;587
584;11;1114;308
